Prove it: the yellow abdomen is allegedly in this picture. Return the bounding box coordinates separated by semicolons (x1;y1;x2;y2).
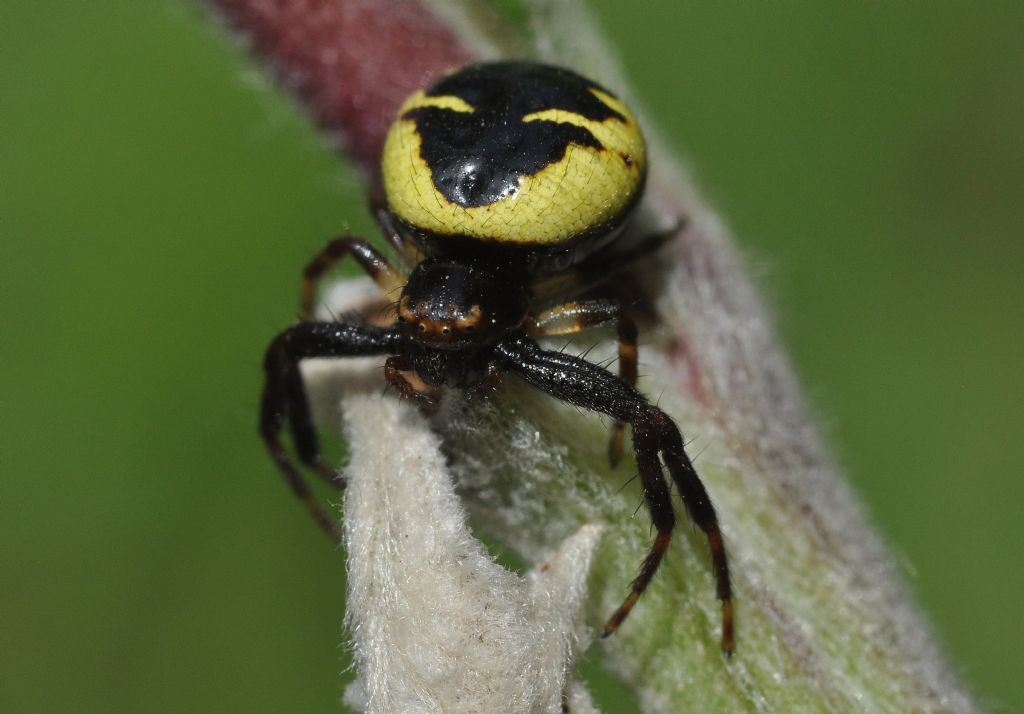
381;62;646;248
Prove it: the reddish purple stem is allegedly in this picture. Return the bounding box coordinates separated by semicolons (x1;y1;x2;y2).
211;0;476;182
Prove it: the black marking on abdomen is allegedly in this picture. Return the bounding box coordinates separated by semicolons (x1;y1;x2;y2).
405;62;624;208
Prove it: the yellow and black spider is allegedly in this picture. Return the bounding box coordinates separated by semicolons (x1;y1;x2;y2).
259;61;734;654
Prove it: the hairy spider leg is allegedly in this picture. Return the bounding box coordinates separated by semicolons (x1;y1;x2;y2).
494;335;734;654
299;235;407;321
661;424;736;654
260;322;402;543
527;299;638;465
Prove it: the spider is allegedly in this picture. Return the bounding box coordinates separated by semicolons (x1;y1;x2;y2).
259;61;734;654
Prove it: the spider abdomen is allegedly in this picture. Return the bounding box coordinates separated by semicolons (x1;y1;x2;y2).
382;61;646;265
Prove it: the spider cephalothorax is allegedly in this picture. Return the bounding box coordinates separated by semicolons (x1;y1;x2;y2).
397;258;529;352
259;60;734;654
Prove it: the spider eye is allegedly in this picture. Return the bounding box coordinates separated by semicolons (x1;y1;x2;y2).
417;323;427;332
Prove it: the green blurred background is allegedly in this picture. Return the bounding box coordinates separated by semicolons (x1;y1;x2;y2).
2;2;1021;711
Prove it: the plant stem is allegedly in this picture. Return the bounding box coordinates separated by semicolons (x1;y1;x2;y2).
210;1;978;711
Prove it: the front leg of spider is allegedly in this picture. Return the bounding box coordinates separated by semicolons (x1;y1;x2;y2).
260;322;402;543
494;335;735;654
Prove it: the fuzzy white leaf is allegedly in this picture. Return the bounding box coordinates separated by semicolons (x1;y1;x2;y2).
302;341;601;714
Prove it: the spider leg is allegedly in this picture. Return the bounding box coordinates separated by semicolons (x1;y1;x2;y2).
659;418;735;654
527;299;638;465
260;322;402;543
299;235;407;321
494;335;734;654
384;354;440;408
372;203;426;269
